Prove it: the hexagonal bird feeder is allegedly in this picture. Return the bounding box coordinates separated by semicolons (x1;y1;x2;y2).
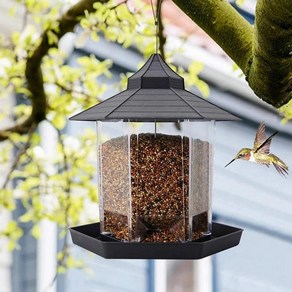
69;54;243;259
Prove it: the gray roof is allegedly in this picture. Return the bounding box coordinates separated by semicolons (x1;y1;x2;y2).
70;54;239;122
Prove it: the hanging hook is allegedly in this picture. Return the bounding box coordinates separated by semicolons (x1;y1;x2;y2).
150;0;162;54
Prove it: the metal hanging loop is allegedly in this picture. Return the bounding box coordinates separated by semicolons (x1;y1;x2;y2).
150;0;163;54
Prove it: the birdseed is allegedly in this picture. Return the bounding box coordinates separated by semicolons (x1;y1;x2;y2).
100;133;211;242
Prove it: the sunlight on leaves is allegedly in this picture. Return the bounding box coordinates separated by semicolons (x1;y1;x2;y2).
279;100;292;124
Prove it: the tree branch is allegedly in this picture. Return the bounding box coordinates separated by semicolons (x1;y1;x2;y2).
1;125;36;189
172;0;292;108
0;0;108;142
248;0;292;107
172;0;253;75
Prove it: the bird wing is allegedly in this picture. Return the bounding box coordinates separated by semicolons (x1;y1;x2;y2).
255;131;278;154
253;122;266;150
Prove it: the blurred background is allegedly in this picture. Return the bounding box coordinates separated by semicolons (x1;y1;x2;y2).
1;0;292;291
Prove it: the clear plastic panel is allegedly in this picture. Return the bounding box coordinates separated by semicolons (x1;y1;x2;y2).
183;121;215;241
97;121;131;241
129;122;188;242
97;120;214;242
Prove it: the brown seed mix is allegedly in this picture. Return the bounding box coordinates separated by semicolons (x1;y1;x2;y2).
100;133;210;242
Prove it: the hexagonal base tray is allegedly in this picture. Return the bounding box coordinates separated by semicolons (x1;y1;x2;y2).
69;222;243;259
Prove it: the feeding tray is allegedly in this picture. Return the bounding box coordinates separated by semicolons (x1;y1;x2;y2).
69;222;243;259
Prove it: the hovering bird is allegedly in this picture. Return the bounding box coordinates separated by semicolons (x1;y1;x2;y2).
225;122;289;176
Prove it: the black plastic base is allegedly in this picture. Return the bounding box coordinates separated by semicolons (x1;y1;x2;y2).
69;222;243;259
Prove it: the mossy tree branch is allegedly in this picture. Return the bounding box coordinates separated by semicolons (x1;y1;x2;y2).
172;0;291;108
249;0;292;107
172;0;253;76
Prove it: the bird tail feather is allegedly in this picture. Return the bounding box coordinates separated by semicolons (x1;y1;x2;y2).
273;160;289;177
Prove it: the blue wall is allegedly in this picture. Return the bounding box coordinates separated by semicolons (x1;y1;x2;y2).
64;250;152;292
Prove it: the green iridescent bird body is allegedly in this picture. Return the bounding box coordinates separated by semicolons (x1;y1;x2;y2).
225;122;289;177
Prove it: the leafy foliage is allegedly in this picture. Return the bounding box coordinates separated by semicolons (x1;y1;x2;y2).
235;0;247;7
279;100;292;124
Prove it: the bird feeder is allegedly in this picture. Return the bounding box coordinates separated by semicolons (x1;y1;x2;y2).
69;54;243;259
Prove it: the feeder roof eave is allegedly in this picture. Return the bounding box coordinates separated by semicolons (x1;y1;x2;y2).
69;54;240;122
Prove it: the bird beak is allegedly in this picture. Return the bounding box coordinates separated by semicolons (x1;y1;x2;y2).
225;159;235;168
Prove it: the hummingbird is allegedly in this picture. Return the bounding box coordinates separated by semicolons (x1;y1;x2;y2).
225;122;289;177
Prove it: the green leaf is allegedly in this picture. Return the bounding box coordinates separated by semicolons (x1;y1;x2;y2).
90;31;99;42
104;27;117;42
80;18;91;29
15;87;32;97
9;7;17;17
47;30;58;45
8;241;17;251
11;32;20;45
66;256;75;268
117;33;125;44
1;220;23;250
116;4;129;19
19;212;32;223
57;266;66;274
232;63;240;71
52;114;66;130
0;189;15;210
196;80;210;98
31;224;41;239
122;37;133;48
93;2;103;10
189;61;204;75
235;0;246;7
